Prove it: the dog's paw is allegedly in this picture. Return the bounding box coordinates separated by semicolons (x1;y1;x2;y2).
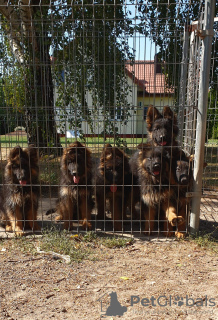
175;231;186;239
55;215;63;222
5;225;12;232
81;219;92;230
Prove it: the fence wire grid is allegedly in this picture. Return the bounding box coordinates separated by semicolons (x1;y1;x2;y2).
0;1;217;238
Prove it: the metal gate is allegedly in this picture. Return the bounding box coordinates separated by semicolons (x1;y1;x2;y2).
0;0;217;238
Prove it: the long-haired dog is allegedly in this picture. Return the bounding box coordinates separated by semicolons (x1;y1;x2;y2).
129;105;179;223
132;144;184;235
146;105;179;147
169;149;193;238
3;145;40;236
55;141;94;230
94;144;131;231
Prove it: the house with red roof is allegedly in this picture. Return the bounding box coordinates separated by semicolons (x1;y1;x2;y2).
124;60;175;136
55;59;175;138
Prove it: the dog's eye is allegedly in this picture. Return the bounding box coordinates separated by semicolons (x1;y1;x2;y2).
176;167;181;171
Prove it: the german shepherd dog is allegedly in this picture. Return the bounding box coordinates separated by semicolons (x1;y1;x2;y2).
55;141;94;230
170;149;193;238
3;145;40;236
94;144;131;231
146;105;179;147
132;144;184;235
129;105;179;221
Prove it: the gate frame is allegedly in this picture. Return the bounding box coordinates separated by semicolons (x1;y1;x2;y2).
188;0;215;235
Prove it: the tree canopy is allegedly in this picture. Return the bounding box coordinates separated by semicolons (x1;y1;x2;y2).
0;0;134;152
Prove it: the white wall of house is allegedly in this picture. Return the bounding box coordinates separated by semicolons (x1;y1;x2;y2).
54;76;174;137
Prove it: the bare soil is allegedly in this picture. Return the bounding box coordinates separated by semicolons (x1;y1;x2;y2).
0;235;217;320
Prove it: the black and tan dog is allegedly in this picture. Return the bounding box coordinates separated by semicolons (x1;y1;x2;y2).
131;144;184;235
3;145;40;236
146;105;179;147
129;105;179;221
55;141;94;230
94;144;131;231
169;149;193;238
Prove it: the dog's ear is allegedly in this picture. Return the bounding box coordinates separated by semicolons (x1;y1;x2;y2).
146;106;162;131
9;146;23;160
101;144;112;161
67;143;83;155
163;106;178;125
163;106;174;119
104;143;113;150
26;145;39;163
163;106;178;136
137;143;145;150
73;141;84;148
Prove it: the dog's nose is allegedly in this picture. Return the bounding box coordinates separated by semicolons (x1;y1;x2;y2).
180;175;188;185
153;163;160;171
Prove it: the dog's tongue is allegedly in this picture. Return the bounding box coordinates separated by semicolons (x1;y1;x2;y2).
19;180;27;186
73;176;80;184
110;184;117;193
160;141;167;146
153;171;160;176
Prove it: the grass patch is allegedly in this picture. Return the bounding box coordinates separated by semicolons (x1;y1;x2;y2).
38;229;134;263
0;133;144;149
2;236;39;256
191;228;218;253
39;161;60;185
0;230;134;263
40;229;93;262
0;134;28;147
82;231;134;248
206;139;218;146
100;236;134;248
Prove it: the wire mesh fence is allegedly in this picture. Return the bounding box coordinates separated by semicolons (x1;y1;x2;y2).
0;1;217;238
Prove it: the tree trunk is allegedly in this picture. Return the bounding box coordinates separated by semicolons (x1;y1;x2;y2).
25;43;62;156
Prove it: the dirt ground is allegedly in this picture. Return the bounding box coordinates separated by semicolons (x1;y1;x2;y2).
0;144;218;319
0;236;217;320
0;187;217;320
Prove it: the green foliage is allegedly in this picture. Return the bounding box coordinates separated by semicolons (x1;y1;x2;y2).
191;229;218;253
0;1;134;149
207;89;218;139
52;1;134;146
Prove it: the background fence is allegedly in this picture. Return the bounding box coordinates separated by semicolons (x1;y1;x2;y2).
0;0;217;237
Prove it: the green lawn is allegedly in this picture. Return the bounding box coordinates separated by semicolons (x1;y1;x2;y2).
0;134;28;147
0;133;217;149
0;134;145;149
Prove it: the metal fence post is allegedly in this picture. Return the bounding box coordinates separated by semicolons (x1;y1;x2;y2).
189;0;215;235
178;26;189;147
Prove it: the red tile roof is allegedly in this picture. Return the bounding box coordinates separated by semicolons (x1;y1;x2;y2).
125;60;174;94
